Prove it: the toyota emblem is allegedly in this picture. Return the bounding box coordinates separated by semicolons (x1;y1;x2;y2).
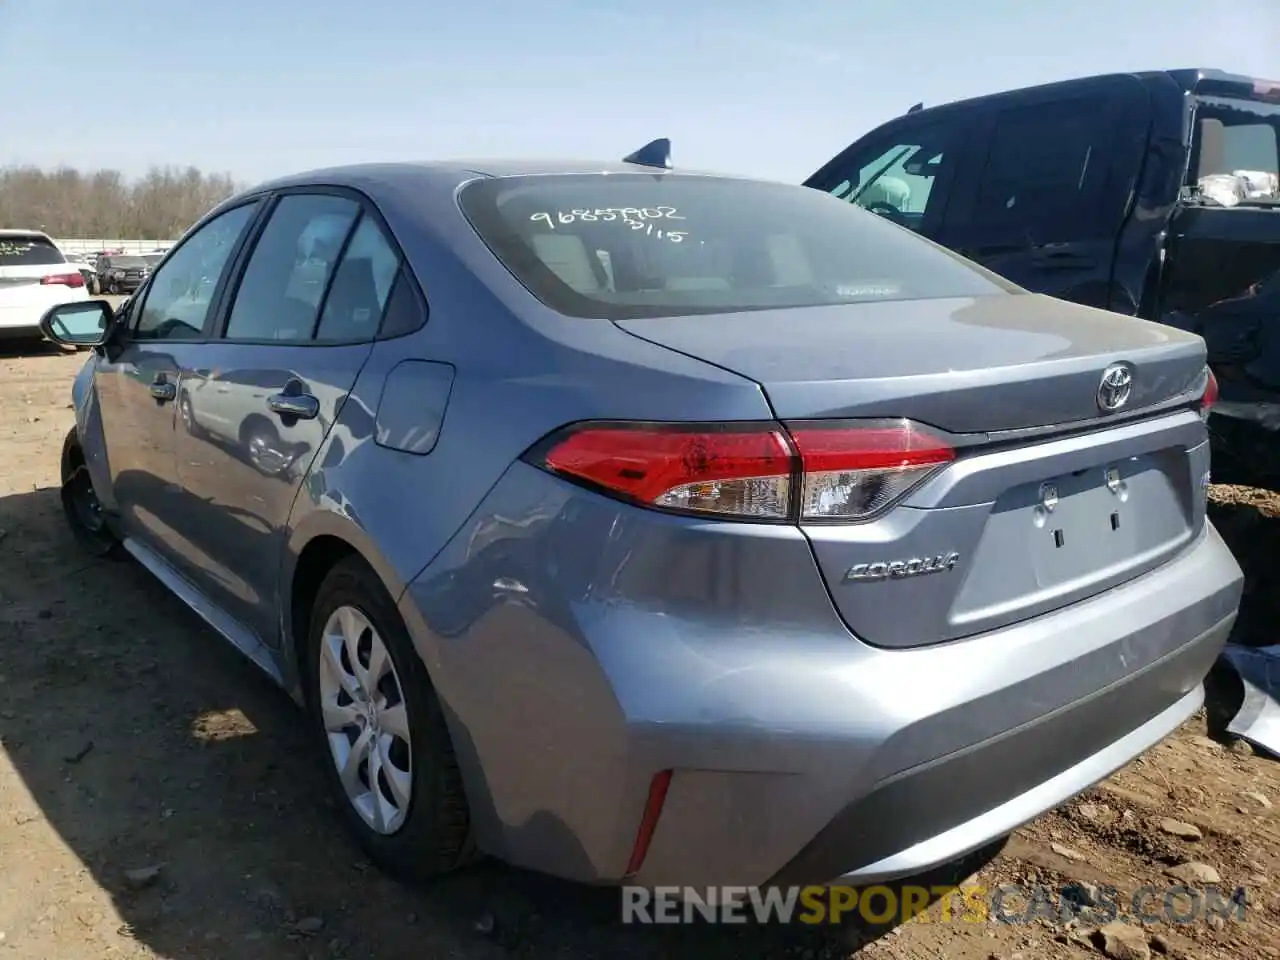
1097;363;1133;412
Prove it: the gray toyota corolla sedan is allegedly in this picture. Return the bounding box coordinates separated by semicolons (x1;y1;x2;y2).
40;143;1243;890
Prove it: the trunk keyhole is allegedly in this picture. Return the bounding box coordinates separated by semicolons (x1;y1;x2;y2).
1110;512;1120;531
1053;529;1065;548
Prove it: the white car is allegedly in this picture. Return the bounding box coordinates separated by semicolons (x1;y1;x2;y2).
0;230;90;341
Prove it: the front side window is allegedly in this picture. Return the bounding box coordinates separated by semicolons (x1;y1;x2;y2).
223;194;360;341
459;174;1015;320
812;123;962;233
134;202;259;340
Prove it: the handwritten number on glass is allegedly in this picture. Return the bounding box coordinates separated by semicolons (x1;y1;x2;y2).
530;206;686;242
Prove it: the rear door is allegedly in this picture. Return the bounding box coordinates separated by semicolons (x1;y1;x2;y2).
0;233;83;331
937;76;1151;309
171;189;395;644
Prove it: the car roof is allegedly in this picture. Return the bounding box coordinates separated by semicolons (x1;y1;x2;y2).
226;158;752;209
891;67;1278;121
0;229;56;241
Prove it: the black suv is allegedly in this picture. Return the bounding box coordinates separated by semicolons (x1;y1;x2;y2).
807;68;1280;487
97;255;152;294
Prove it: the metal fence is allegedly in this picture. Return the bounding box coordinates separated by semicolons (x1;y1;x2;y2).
53;238;174;256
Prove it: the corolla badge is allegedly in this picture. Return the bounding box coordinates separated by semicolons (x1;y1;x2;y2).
1097;363;1134;412
844;552;961;583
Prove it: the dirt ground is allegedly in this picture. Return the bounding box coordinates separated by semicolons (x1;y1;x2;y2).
3;331;1280;960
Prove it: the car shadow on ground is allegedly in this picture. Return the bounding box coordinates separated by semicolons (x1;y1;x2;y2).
0;338;72;359
0;484;1004;960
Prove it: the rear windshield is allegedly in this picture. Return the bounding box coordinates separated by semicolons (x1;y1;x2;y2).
0;235;65;267
458;174;1014;319
1190;96;1280;205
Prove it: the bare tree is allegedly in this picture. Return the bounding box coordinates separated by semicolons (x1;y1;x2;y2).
0;165;243;238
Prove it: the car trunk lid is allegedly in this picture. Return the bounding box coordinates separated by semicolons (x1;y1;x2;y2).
614;292;1212;647
613;293;1207;431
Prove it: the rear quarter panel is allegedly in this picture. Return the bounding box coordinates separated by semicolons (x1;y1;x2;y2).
280;177;773;673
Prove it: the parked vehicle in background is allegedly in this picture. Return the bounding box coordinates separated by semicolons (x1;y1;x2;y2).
97;254;153;294
41;150;1241;891
807;68;1280;488
0;229;89;341
65;253;99;293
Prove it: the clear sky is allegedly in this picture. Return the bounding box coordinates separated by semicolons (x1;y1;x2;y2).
2;0;1277;186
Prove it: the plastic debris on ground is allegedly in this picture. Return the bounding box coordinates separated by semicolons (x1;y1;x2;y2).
1219;643;1280;758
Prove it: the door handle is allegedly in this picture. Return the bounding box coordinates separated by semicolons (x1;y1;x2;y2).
149;376;176;402
1030;251;1097;269
267;392;319;420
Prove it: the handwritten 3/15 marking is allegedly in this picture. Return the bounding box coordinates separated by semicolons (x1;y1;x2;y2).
530;206;688;242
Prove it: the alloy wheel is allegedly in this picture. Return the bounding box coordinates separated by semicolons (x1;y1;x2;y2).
317;605;414;835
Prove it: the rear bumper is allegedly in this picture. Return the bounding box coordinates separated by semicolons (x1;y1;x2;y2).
769;633;1215;886
0;290;89;335
398;463;1242;888
0;323;41;339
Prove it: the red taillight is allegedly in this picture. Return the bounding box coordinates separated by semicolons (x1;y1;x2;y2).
788;421;955;520
41;272;85;288
1199;366;1219;420
540;422;795;519
532;418;954;522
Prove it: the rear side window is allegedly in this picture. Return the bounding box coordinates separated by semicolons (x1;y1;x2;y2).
1191;95;1279;201
458;174;1014;320
0;235;64;267
968;97;1114;241
223;194;360;341
314;214;401;342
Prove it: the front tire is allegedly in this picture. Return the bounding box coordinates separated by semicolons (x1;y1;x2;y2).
61;452;122;559
304;557;471;883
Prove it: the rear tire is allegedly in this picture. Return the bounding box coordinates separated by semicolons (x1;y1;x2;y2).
303;557;472;883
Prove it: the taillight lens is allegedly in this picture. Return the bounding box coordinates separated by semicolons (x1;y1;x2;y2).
41;272;85;288
530;418;953;522
787;420;956;520
539;423;794;519
1199;366;1218;421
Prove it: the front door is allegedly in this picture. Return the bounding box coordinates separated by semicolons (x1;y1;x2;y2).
173;191;399;644
97;201;262;569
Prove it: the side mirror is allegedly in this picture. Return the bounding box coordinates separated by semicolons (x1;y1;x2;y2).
39;299;114;348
